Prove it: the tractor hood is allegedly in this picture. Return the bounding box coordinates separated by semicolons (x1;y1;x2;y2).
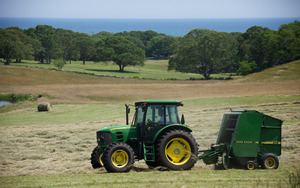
97;124;137;133
96;124;138;145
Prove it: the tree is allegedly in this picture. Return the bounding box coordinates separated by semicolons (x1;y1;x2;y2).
94;36;145;72
52;59;66;69
146;36;176;57
91;31;113;41
168;29;237;79
34;25;59;64
56;29;79;64
0;28;35;65
238;26;275;70
115;30;160;49
237;61;257;76
23;27;43;62
76;33;95;65
277;21;300;63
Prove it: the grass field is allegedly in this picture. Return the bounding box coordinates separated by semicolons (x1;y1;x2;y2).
5;59;239;80
0;60;299;187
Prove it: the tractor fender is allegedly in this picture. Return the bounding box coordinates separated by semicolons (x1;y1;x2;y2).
153;124;193;144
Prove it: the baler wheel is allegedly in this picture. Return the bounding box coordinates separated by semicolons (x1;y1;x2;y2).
261;153;279;169
246;161;256;170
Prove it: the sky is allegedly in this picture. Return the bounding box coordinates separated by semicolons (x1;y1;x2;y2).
0;0;300;19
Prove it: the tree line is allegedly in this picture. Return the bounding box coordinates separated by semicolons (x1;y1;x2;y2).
0;20;299;78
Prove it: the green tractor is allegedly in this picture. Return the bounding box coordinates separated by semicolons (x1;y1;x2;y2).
91;100;198;172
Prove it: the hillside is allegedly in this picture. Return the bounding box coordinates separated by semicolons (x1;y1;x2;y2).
0;61;299;105
238;60;300;82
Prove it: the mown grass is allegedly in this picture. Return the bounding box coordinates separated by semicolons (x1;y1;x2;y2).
6;59;238;80
1;95;298;127
0;164;298;187
0;103;125;126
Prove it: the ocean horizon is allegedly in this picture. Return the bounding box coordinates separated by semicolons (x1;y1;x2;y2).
0;17;299;36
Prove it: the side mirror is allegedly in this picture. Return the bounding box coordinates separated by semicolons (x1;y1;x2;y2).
181;114;185;124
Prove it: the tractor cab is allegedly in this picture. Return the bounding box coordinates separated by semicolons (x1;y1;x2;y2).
132;100;184;143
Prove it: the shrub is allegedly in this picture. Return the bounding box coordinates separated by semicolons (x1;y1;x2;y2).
237;61;257;76
53;59;65;69
0;93;43;103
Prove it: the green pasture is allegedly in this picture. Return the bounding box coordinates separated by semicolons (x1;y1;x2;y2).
7;59;238;80
1;95;298;127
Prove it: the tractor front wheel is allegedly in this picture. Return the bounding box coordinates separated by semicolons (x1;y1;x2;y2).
261;153;279;169
156;130;198;170
91;146;103;169
102;142;134;173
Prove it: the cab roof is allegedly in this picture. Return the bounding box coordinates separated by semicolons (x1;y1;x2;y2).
135;100;183;106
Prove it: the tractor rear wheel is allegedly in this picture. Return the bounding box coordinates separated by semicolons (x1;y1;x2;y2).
102;142;134;173
261;153;279;169
91;146;103;169
156;130;198;170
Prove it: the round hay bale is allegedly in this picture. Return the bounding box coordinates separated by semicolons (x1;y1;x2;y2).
38;102;51;112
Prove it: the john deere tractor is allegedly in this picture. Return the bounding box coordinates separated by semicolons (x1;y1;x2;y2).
91;100;198;172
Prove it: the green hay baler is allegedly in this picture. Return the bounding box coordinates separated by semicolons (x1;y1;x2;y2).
199;110;283;170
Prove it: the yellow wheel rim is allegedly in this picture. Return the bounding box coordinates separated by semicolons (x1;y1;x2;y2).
265;157;276;169
99;153;104;166
247;162;255;170
165;138;191;165
111;150;129;168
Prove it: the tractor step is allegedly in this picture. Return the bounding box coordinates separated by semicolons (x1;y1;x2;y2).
143;144;155;162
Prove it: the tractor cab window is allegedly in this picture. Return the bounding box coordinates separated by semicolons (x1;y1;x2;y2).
145;105;165;126
134;105;144;126
166;105;180;125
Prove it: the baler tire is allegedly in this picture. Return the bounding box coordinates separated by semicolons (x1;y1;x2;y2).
156;130;198;170
246;160;256;170
91;146;103;169
102;142;134;173
261;153;279;170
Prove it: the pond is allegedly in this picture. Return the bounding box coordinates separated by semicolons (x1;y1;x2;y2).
0;101;12;107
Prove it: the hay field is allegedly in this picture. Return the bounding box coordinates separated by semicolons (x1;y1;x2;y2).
0;60;299;187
